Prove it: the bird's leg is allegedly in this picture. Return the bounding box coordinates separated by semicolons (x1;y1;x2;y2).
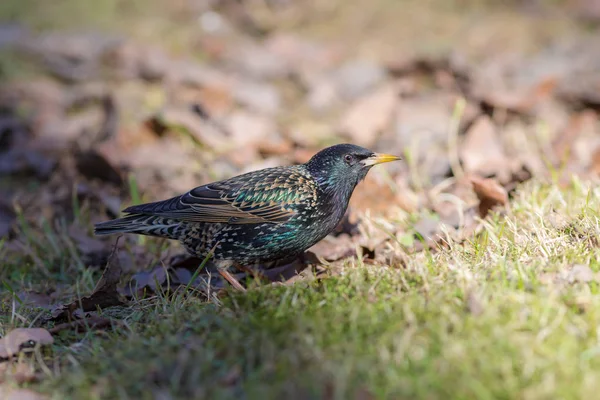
234;263;268;281
218;269;247;292
215;260;247;292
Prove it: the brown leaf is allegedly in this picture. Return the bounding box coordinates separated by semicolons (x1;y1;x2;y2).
51;238;124;320
225;110;276;148
157;106;228;149
68;224;109;265
260;255;314;283
0;146;57;179
0;328;53;359
470;176;508;218
124;266;168;296
308;234;357;262
348;174;400;216
461;115;511;183
16;291;54;309
75;149;123;185
232;80;281;115
474;70;557;113
171;267;193;285
0;386;47;399
552;111;598;166
338;84;397;148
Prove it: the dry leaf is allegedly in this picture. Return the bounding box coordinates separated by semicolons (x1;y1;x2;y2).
0;386;47;400
68;224;109;262
16;291;55;309
0;328;54;359
339;84;397;148
75;149;123;185
51;238;124;320
470;176;508;218
461;115;511;182
308;234;357;262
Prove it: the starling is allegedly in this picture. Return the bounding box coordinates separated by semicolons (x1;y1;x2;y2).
94;144;401;290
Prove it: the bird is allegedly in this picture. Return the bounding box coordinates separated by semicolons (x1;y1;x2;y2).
94;144;401;291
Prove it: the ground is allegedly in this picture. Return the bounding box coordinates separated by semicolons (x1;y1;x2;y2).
2;0;600;399
5;180;600;399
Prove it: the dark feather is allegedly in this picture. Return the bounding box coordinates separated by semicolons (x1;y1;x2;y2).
121;166;317;225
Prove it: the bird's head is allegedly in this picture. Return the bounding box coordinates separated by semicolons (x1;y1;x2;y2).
305;143;401;196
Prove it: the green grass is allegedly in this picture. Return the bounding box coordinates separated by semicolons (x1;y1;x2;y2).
4;178;600;399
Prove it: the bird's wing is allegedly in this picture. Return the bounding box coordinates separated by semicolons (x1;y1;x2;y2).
122;167;318;224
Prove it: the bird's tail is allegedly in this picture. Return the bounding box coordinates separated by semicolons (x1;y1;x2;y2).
94;214;181;239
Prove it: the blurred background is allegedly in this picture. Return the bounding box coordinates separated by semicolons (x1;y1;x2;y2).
1;0;600;252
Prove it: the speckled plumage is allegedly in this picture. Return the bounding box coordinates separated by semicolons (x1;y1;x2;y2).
94;144;400;270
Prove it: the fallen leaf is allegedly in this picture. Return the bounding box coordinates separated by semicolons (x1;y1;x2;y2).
392;92;477;184
552;111;598;167
334;60;386;101
51;238;124;320
224;41;289;80
571;0;600;22
0;386;47;399
232;80;281;115
308;234;357;262
260;255;315;283
306;78;339;113
264;33;339;81
348;174;400;216
74;149;123;185
461;115;511;183
16;291;54;309
0;328;54;359
0;147;57;179
156;106;227;149
124;265;168;297
338;84;397;148
171;267;193;285
288;120;332;148
225;110;276;148
68;224;109;266
470;176;508;218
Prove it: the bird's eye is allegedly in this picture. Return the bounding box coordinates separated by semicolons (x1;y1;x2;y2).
344;154;354;164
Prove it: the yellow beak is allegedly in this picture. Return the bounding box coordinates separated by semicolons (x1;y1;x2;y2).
362;153;402;166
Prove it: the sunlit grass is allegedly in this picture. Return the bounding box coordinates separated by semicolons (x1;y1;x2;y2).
3;179;600;398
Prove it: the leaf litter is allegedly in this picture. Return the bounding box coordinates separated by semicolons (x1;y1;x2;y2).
51;238;124;321
2;1;600;394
